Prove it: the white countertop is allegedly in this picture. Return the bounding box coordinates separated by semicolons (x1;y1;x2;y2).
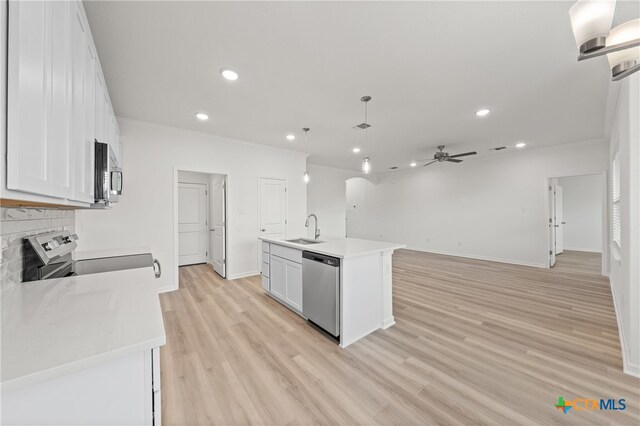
1;267;166;394
73;246;152;261
260;237;405;259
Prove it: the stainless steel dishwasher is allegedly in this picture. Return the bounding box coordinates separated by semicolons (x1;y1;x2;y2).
302;251;340;337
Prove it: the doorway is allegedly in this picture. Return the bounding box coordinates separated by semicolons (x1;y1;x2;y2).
547;173;606;275
176;170;227;278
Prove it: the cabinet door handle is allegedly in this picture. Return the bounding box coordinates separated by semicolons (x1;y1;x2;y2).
261;228;266;232
153;259;161;278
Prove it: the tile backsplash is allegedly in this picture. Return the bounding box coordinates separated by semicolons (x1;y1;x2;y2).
1;207;75;288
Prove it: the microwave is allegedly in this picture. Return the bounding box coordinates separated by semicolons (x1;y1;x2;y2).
93;140;123;208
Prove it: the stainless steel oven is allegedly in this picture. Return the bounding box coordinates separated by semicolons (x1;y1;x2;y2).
22;230;161;282
93;140;123;208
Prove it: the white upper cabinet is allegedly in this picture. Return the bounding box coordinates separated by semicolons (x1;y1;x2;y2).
7;1;50;196
5;0;119;205
49;1;73;199
69;1;95;203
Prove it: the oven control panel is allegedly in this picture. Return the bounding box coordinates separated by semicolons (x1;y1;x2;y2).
25;231;78;265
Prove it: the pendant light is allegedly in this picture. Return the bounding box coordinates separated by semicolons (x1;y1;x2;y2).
303;127;310;184
359;96;372;175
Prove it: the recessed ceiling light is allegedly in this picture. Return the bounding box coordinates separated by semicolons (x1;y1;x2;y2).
475;108;490;117
352;147;361;153
286;134;295;141
221;69;239;81
410;161;417;167
195;112;209;121
516;142;526;148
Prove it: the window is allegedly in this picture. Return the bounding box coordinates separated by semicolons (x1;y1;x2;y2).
612;152;621;247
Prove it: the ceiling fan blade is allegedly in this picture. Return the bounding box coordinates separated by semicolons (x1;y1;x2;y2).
448;151;477;158
422;160;437;167
446;158;463;163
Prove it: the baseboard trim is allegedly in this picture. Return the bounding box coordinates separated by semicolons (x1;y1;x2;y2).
624;363;640;378
157;284;177;294
382;317;396;329
228;270;259;280
563;247;602;253
609;279;639;378
402;247;547;269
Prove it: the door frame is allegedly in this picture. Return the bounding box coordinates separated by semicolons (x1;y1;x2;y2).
544;172;608;275
257;177;288;265
173;168;229;290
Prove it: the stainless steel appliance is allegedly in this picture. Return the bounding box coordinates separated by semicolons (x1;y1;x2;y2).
23;230;161;282
93;140;123;208
302;251;340;337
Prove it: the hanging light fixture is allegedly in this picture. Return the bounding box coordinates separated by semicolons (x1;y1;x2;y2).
303;127;310;184
569;0;616;53
606;19;640;78
358;96;373;175
569;0;640;81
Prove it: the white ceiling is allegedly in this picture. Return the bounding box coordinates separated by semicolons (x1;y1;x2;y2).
84;1;639;172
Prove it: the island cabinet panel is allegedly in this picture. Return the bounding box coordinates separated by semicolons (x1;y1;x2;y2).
269;255;287;300
284;260;303;311
271;244;302;263
269;252;303;313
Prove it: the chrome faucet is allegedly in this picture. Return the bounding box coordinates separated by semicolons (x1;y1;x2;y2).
305;214;320;239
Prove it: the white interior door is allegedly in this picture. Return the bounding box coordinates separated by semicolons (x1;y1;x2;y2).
555;186;564;255
210;178;226;277
549;185;556;267
178;183;208;266
259;178;287;239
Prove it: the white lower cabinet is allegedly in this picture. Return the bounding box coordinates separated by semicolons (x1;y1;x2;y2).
261;242;303;313
269;251;303;312
270;255;287;300
1;348;161;426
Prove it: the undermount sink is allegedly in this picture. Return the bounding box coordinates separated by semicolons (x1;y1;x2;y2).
286;238;323;245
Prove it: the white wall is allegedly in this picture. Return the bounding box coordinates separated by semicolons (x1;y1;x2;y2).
346;140;607;268
178;170;210;186
557;174;602;252
76;119;307;291
608;74;639;377
305;164;361;240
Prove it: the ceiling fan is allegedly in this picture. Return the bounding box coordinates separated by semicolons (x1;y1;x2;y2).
421;145;477;167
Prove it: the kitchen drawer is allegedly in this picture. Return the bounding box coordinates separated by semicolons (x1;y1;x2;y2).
262;262;270;278
262;241;270;254
271;244;302;264
261;275;270;291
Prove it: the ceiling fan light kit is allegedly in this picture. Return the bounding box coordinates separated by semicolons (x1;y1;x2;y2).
421;145;477;167
569;0;640;80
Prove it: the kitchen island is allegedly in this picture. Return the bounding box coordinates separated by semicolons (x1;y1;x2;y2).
259;237;405;348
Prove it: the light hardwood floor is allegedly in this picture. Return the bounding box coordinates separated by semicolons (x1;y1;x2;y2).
160;250;639;425
553;250;602;276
